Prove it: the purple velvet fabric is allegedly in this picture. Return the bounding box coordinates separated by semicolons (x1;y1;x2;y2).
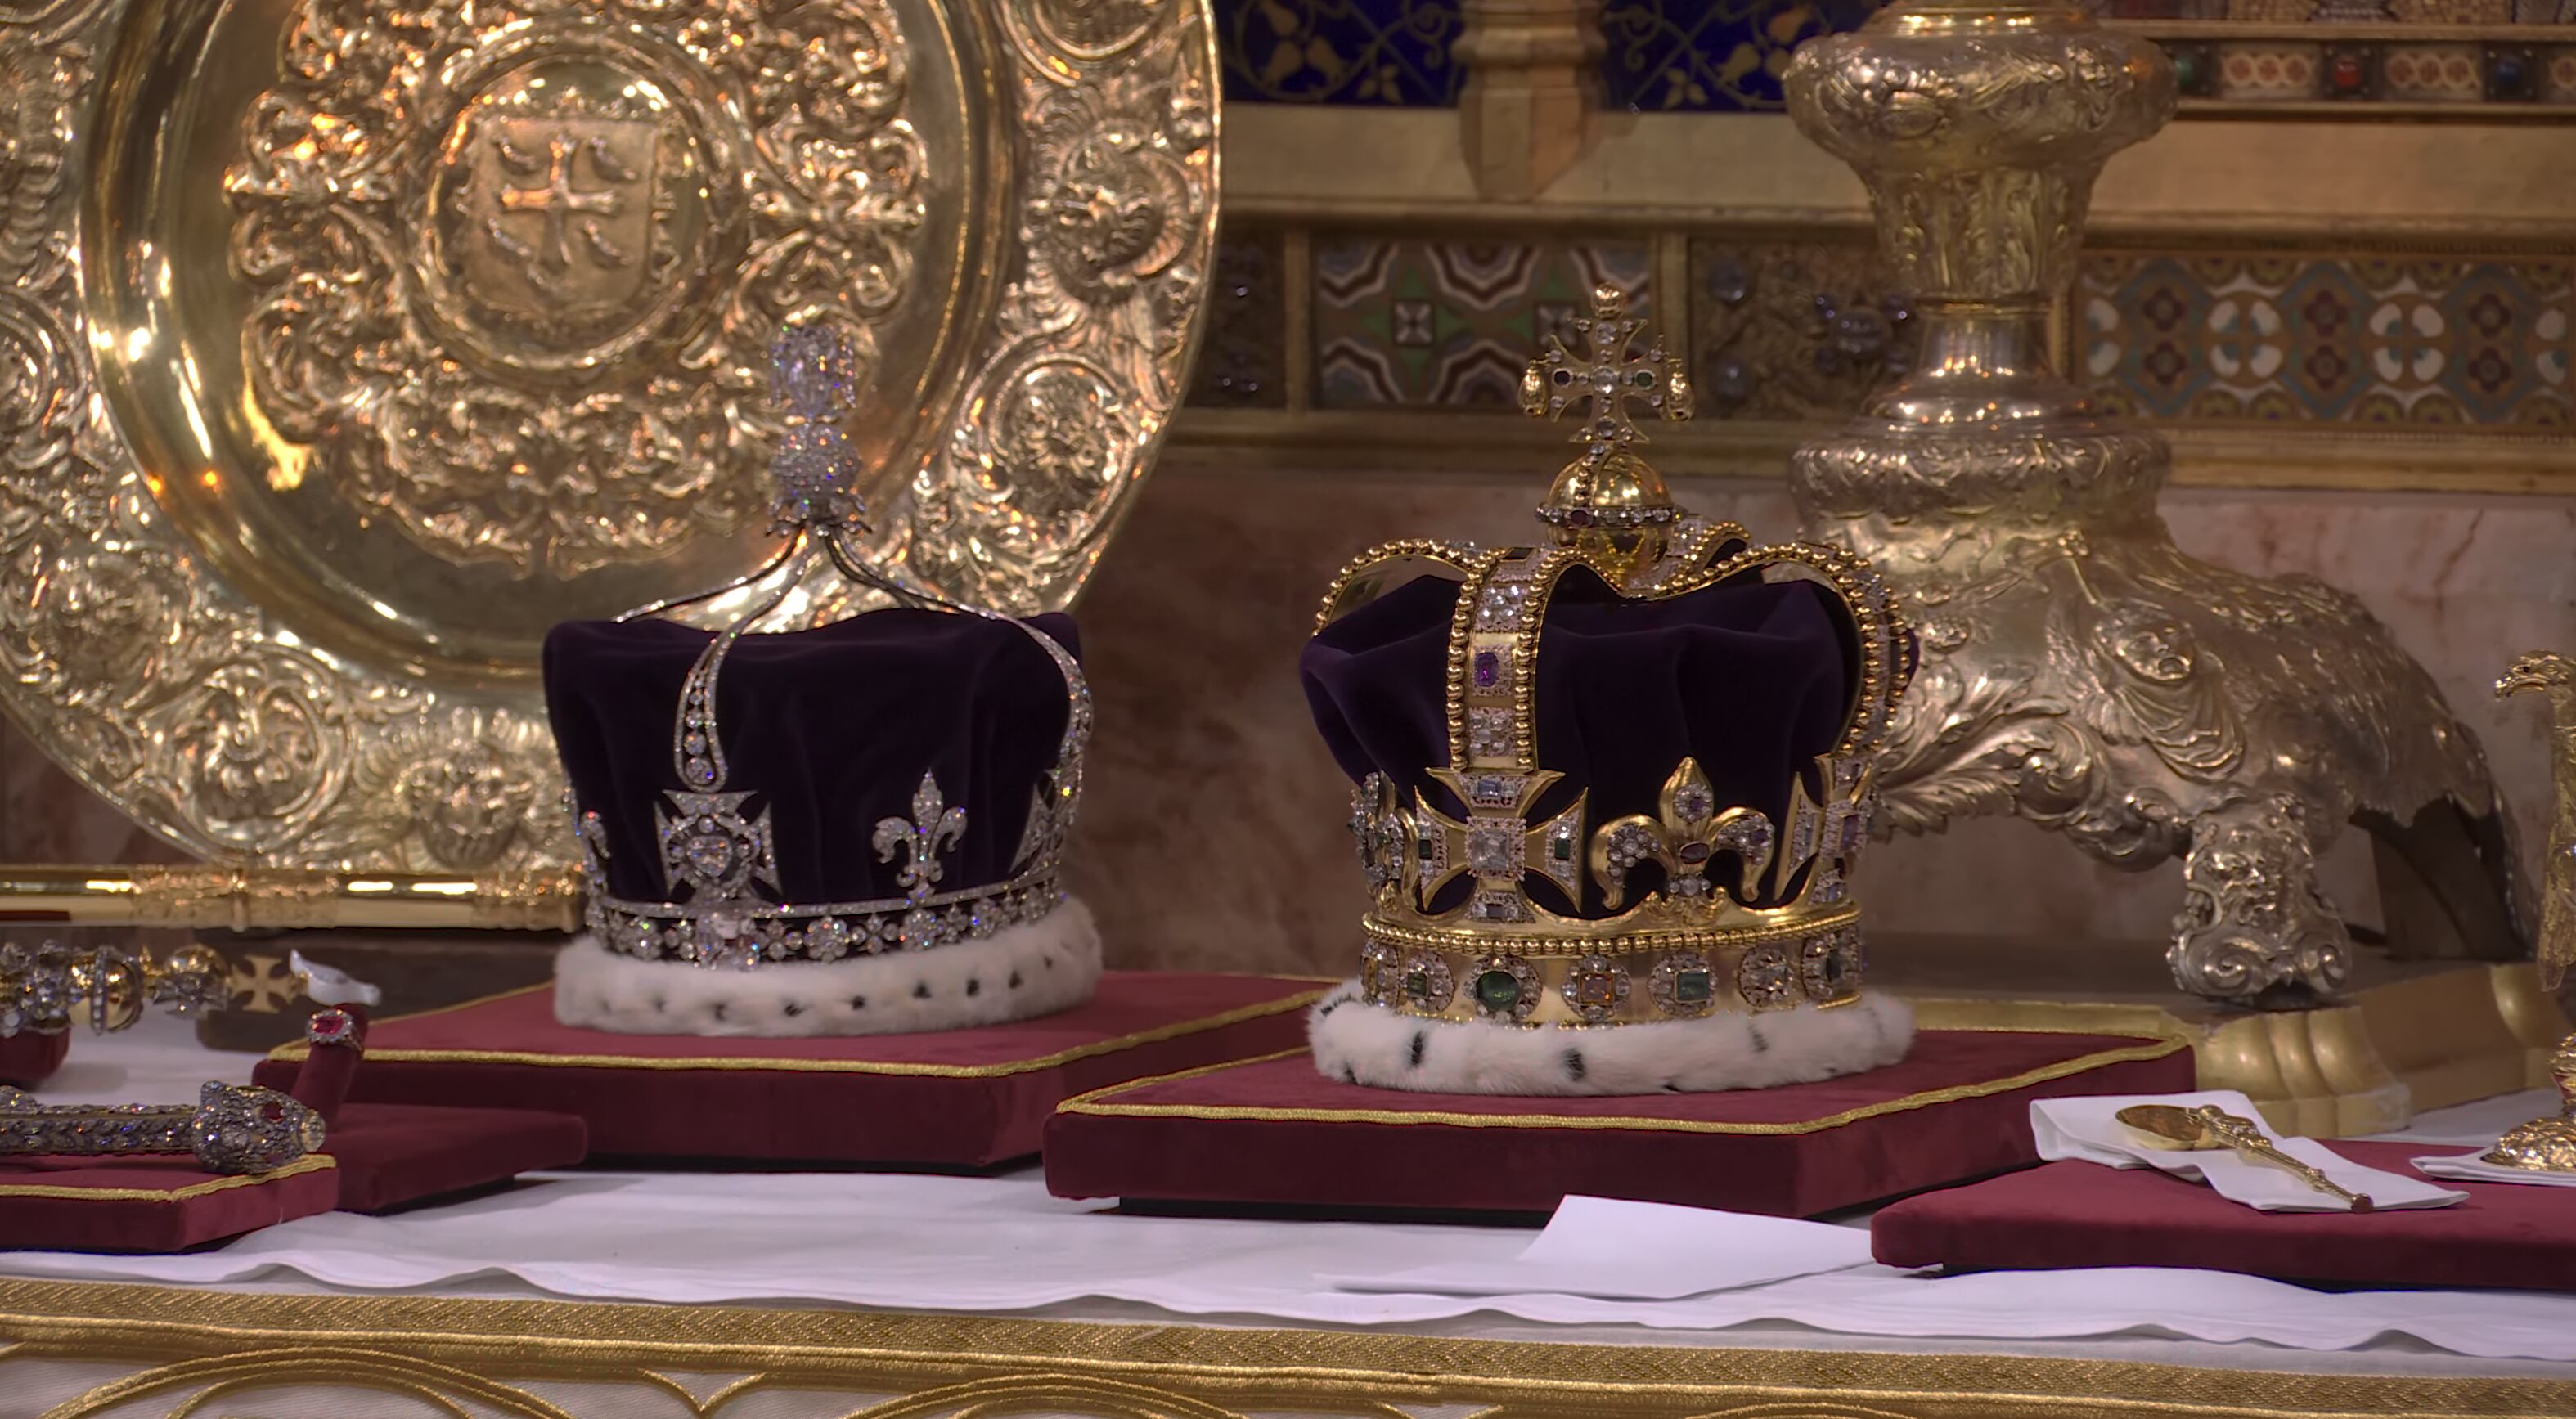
1300;562;1852;915
545;610;1080;905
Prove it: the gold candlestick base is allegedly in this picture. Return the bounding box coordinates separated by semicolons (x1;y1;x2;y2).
1895;943;2570;1137
2483;1035;2576;1173
1783;2;2527;1008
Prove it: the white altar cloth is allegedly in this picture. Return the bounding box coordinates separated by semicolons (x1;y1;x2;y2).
6;1014;2575;1370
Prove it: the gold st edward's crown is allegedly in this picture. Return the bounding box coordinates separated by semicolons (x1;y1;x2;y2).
1315;286;1913;1030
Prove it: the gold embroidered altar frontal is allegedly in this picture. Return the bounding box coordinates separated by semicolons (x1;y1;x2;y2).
3;1279;2574;1419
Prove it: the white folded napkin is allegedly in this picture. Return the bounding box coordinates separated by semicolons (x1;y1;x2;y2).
289;950;383;1007
2032;1090;2466;1213
2412;1151;2576;1188
1324;1194;1875;1300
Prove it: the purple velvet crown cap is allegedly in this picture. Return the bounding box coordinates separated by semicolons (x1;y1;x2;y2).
545;609;1081;908
1300;564;1854;918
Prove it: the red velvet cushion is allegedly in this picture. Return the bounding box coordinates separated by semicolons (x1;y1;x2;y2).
1043;1030;2193;1217
254;973;1323;1166
0;1156;339;1252
320;1103;589;1213
1872;1139;2576;1291
0;1032;68;1089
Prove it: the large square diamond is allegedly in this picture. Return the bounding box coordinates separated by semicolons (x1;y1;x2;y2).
1467;823;1520;874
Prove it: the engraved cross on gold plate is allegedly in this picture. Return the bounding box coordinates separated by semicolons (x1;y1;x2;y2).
484;130;641;288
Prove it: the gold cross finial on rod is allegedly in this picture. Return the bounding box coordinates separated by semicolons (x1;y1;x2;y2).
1519;285;1692;559
1521;285;1693;458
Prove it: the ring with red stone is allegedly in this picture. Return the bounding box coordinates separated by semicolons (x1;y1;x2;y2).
306;1006;362;1049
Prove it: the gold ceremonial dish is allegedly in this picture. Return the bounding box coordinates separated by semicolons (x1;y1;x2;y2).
0;0;1215;879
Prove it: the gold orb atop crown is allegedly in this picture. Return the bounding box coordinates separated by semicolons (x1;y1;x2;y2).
1520;285;1694;577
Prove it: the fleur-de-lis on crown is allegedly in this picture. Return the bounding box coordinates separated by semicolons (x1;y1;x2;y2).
1589;758;1778;909
875;771;969;903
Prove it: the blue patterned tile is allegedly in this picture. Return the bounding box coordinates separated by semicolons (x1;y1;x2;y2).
1217;0;1465;105
1600;0;1885;112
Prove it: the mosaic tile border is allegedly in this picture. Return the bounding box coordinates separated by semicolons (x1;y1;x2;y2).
2152;31;2576;105
1310;237;1657;409
1171;222;2576;492
2078;249;2574;430
1189;232;1292;409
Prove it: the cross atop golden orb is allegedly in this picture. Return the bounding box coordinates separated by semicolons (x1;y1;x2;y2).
1521;285;1693;561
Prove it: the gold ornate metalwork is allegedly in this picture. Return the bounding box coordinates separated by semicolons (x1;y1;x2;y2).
1592;758;1776;911
226;0;919;578
1518;284;1694;578
1782;1;2526;1008
2482;1033;2576;1173
1910;959;2572;1140
0;865;580;932
0;0;1214;879
2499;652;2575;990
8;1272;2572;1419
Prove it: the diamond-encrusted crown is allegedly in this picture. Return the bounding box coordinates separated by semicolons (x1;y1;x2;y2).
1306;287;1913;1030
551;319;1090;973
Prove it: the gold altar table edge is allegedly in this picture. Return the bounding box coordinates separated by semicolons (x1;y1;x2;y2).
4;1278;2574;1419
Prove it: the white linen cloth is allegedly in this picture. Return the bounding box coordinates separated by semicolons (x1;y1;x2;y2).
6;1170;2576;1360
2032;1090;2466;1212
1324;1194;1875;1299
10;1018;2576;1363
2412;1151;2576;1188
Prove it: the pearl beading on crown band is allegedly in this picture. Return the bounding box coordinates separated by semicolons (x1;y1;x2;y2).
591;873;1068;968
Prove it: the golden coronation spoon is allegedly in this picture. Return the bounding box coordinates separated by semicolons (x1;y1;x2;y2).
2115;1103;2376;1212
